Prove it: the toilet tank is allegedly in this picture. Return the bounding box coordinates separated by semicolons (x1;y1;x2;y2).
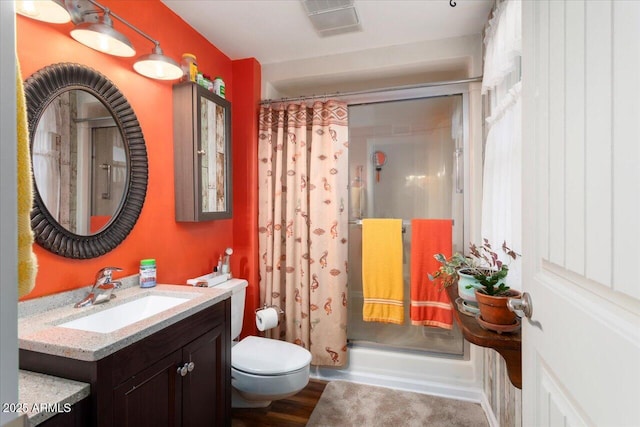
211;278;247;340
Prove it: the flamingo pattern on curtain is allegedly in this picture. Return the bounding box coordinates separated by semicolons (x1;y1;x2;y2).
258;100;349;366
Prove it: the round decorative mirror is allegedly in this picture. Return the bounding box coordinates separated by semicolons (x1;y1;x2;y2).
24;63;148;259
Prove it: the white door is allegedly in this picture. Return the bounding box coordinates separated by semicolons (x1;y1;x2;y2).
521;1;640;426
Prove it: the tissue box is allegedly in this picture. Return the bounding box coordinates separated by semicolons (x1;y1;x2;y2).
186;272;231;287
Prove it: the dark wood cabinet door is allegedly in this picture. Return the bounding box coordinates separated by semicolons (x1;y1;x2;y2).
173;82;232;222
113;349;182;427
181;324;229;426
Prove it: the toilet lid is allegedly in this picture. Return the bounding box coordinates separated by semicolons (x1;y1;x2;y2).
232;336;312;375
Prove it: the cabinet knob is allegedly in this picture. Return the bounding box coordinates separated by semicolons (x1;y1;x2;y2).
177;362;195;377
197;150;206;155
177;363;188;377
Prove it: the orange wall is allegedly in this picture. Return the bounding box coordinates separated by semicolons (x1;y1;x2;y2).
231;58;261;336
17;0;260;326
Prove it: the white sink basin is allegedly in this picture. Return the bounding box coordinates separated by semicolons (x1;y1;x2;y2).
58;295;190;334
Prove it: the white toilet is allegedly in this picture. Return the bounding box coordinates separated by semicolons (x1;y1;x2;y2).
213;279;312;408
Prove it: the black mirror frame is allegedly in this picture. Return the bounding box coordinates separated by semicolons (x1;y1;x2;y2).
24;63;148;259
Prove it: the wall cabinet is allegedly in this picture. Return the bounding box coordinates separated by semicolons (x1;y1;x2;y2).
173;82;232;221
20;299;231;427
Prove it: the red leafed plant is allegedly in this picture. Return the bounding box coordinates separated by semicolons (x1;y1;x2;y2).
429;239;520;296
466;239;520;296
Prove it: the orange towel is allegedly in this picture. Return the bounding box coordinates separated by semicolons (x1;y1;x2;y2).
410;219;453;329
362;219;404;324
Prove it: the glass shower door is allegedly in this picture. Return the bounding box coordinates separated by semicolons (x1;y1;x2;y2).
347;95;465;355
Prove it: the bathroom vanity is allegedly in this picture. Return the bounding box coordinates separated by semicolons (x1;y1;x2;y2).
18;283;232;427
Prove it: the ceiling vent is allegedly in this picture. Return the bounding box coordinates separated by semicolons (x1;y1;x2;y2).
301;0;362;37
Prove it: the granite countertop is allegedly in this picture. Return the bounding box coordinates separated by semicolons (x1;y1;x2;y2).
18;370;90;426
18;275;231;361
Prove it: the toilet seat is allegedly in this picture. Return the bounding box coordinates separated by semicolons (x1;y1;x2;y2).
232;336;312;375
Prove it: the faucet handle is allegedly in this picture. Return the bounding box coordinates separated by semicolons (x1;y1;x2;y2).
95;266;123;283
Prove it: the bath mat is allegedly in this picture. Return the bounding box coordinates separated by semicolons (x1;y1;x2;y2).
306;380;489;427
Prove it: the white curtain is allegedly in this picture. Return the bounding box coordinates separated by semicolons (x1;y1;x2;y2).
481;0;522;288
32;103;62;219
482;0;522;95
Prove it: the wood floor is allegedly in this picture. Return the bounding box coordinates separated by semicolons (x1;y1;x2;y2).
231;379;327;427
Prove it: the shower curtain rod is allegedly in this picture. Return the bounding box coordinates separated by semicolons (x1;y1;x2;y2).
259;76;483;105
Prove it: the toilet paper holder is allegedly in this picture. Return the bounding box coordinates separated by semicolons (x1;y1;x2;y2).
256;304;284;316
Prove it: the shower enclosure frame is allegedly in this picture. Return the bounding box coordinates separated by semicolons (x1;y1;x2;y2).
347;82;473;354
346;81;472;247
312;81;484;402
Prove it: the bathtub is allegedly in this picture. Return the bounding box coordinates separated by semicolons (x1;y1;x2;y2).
310;341;485;403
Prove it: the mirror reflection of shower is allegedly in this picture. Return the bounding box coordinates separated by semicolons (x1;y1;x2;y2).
32;90;126;236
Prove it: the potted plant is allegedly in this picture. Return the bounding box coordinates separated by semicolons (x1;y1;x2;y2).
429;239;521;324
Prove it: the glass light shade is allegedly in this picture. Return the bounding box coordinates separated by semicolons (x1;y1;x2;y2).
15;0;71;23
134;52;182;80
70;21;136;57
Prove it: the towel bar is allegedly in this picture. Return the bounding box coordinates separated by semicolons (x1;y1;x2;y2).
348;219;407;233
348;219;454;227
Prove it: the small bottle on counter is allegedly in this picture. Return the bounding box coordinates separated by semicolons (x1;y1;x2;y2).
216;255;223;275
181;53;198;82
139;259;157;288
213;77;225;98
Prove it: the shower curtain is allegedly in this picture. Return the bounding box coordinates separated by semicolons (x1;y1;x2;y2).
258;100;349;366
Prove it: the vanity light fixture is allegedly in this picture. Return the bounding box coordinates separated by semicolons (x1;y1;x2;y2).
133;43;183;81
15;0;182;81
70;9;135;57
15;0;71;24
115;12;183;80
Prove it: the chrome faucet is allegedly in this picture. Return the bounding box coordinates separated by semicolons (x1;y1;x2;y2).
74;267;123;308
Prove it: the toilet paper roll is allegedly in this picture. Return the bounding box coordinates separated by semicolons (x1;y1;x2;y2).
256;307;279;331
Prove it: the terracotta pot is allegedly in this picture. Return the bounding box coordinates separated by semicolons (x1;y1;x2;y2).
475;289;521;325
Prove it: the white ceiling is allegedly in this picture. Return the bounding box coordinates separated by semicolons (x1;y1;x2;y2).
161;0;493;66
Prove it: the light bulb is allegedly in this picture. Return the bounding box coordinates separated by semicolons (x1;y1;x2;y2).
15;0;71;23
98;33;110;52
20;0;36;16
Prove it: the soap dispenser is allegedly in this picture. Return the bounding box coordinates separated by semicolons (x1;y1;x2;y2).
216;255;223;274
